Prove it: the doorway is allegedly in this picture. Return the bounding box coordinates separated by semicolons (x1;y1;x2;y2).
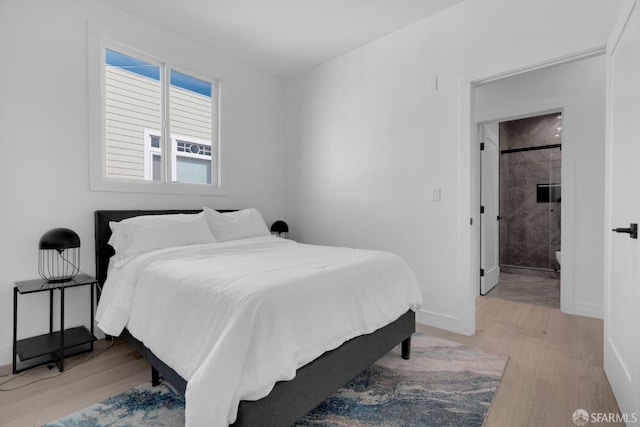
480;113;562;309
472;53;608;318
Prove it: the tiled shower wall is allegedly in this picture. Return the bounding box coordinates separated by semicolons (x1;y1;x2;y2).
499;113;561;276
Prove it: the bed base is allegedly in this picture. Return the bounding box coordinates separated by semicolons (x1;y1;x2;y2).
94;210;416;426
126;310;413;426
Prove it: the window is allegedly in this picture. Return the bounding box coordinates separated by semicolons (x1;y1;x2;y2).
89;28;221;195
144;131;212;184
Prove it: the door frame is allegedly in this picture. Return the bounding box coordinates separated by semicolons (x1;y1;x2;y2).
475;102;573;311
463;46;606;333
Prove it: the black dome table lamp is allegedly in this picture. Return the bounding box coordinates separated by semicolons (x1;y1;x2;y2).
270;220;289;239
38;228;80;283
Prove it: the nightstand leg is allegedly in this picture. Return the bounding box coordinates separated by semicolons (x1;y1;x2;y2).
13;287;18;374
49;289;54;334
90;283;95;352
59;288;65;372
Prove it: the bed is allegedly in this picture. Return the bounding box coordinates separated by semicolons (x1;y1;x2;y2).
94;209;421;427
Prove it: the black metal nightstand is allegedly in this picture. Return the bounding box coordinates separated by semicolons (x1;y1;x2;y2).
12;274;98;374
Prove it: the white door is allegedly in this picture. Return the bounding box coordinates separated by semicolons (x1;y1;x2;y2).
604;0;640;422
480;126;500;295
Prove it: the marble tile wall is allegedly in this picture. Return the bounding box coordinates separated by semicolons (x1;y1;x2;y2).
499;113;561;274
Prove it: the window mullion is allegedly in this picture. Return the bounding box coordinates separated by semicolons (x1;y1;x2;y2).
162;63;171;183
212;80;219;187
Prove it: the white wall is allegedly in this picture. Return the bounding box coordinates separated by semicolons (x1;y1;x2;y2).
0;0;285;365
284;0;623;334
0;0;623;367
475;55;607;318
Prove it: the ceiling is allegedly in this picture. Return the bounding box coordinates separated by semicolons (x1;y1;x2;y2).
101;0;464;78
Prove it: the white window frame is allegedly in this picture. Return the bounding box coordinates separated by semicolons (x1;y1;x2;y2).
143;129;162;181
88;22;224;195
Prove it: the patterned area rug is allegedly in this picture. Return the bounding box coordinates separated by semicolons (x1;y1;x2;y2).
44;335;507;427
43;383;184;427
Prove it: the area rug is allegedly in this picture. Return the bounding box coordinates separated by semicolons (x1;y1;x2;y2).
44;335;507;427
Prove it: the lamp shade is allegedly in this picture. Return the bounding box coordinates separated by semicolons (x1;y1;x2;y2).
39;228;80;250
270;220;289;238
38;228;80;283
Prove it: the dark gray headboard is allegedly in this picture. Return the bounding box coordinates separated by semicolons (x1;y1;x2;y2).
94;209;235;296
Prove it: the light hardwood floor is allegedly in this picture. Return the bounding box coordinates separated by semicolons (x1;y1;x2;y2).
0;340;150;427
0;297;622;427
418;297;622;427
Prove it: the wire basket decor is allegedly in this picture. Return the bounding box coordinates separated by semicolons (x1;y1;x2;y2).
38;228;80;283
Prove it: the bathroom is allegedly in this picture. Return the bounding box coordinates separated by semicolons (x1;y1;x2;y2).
487;112;562;308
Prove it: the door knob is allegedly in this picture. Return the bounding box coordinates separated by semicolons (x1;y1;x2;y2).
612;223;638;239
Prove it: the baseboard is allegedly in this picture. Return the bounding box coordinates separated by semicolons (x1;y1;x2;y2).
569;302;603;319
0;345;12;376
416;309;471;336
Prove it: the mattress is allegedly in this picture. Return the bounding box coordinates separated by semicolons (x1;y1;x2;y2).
96;236;422;426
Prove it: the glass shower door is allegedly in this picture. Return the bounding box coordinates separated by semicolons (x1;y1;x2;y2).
499;112;562;276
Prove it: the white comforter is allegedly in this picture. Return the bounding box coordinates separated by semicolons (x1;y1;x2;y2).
96;236;422;427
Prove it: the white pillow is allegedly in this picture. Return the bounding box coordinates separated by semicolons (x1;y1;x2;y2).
108;212;216;259
203;207;271;242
